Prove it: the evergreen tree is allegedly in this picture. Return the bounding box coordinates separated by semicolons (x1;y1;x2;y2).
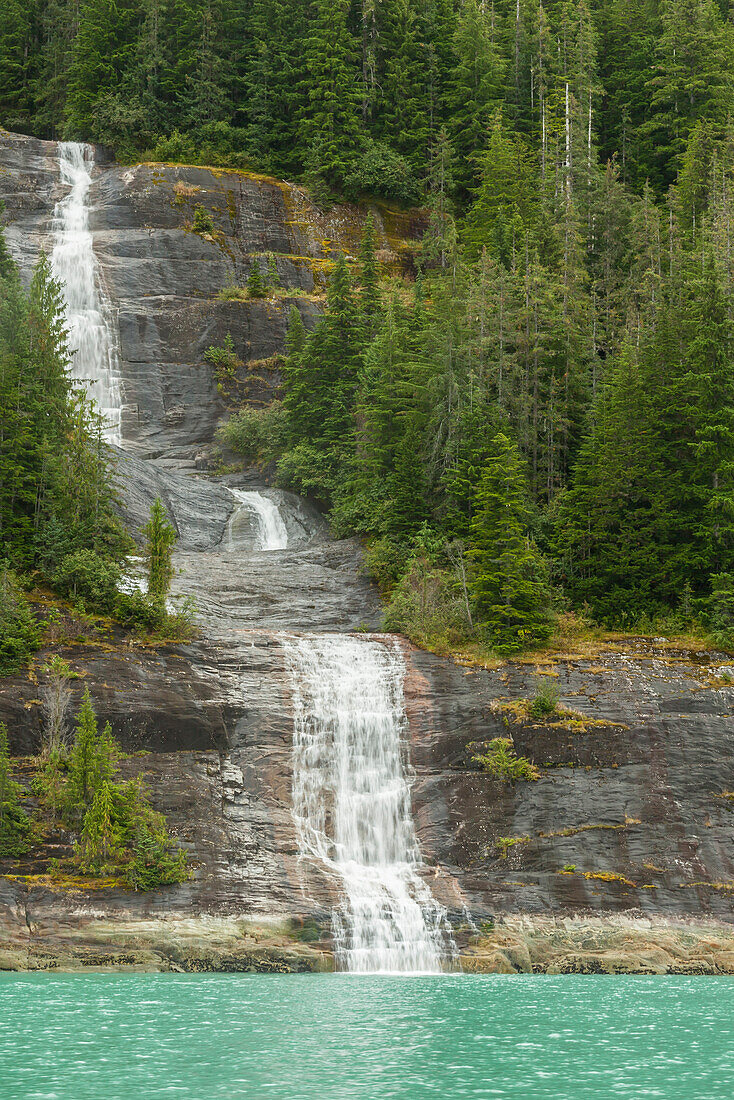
468;432;552;650
143;498;176;606
66;686;116;816
447;0;504;200
358;212;380;336
463;114;538;263
246;258;267;298
76;779;121;873
303;0;364;195
65;0;145;137
0;721;30;858
282;252;362;453
643;0;734;189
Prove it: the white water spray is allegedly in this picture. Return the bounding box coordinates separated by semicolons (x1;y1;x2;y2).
51;141;122;444
226;489;289;551
286;633;455;973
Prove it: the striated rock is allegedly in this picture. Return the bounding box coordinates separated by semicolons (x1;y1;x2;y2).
0;131;424;459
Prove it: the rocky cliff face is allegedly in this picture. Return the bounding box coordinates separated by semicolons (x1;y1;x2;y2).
0;130;422;460
1;130;733;975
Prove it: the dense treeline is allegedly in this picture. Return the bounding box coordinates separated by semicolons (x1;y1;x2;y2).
222;161;734;649
3;0;734;203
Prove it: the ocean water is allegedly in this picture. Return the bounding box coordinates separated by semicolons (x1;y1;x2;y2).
1;973;732;1099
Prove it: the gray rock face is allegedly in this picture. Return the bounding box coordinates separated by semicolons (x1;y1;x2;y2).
0;131;421;459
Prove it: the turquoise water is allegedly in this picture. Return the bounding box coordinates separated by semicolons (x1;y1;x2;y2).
1;974;732;1099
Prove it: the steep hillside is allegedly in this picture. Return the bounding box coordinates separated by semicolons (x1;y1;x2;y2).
1;131;734;976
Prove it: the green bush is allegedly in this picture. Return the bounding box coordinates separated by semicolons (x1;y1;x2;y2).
528;679;560;718
0;723;31;858
204;333;243;386
364;536;408;590
469;738;539;782
708;572;734;649
192;205;215;234
35;689;189;890
216;401;290;466
53;550;121;613
144;124;250;170
0;566;41;675
114;589;167;632
246;260;268;298
343;139;422;205
276;443;334;501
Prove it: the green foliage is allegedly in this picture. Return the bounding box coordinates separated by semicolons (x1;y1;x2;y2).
204;332;243;385
191;205;215;234
382;526;469;646
246;259;268;298
0;237;131;633
528;680;560;718
468;434;553;653
0;565;41;675
113;589;166;633
344;140;421;205
469;738;540;783
216;401;289;467
143;499;176;607
0;722;31;858
708;573;734;649
35;689;189;889
53;549;121;612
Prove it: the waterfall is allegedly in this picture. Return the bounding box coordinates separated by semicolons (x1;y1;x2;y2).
226;489;289;551
286;634;454;973
51;141;122;444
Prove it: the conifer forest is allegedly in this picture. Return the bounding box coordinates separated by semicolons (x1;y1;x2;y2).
2;0;734;657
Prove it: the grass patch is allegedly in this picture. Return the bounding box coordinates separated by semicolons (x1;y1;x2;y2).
489;697;628;734
582;870;637;887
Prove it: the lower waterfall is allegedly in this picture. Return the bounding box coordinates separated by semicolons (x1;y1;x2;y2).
226;489;289;551
51;141;122;444
286;633;455;973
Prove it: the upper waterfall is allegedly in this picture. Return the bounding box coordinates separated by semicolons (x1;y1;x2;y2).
286;633;455;973
226;489;289;552
51;141;122;445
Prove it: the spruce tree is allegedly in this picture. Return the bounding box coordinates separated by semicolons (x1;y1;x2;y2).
686;254;734;575
65;0;145;137
359;213;381;337
246;259;267;298
76;779;120;874
463;115;538;263
67;687;102;814
143;498;176;606
303;0;364;195
468;432;552;651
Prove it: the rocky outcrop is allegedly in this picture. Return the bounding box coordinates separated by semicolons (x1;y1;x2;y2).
404;645;734;923
0;130;423;460
3;628;734;971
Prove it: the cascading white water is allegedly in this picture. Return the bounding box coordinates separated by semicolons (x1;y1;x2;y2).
51;141;122;444
226;488;289;551
286;633;455;973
